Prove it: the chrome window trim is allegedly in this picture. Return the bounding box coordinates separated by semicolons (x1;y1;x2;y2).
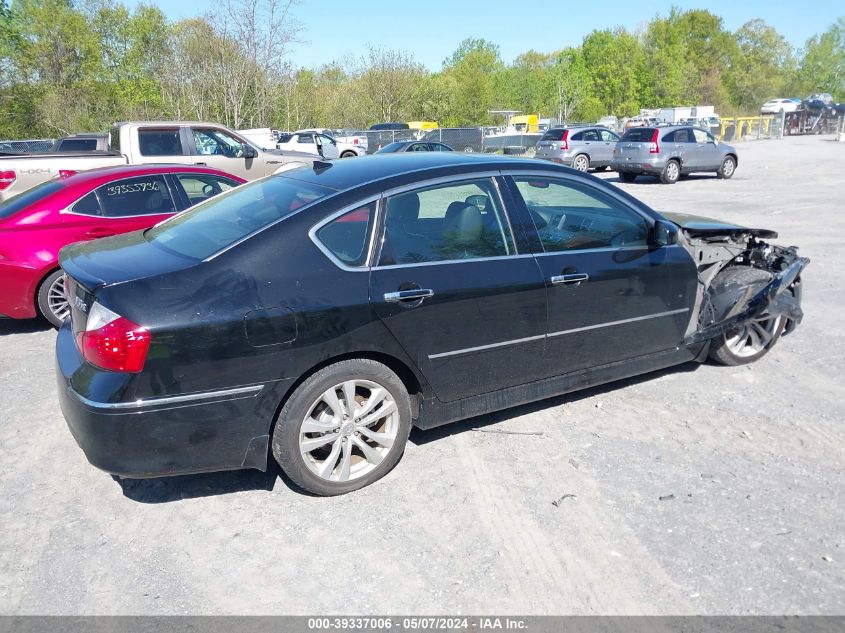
371;171;520;270
533;245;653;257
69;384;264;410
308;195;382;272
427;308;689;360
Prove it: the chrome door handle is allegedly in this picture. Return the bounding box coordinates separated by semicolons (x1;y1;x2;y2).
550;273;589;286
384;289;434;303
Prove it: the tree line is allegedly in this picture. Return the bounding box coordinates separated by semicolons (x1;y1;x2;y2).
1;0;844;140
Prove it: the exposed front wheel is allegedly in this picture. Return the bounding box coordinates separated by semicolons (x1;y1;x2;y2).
717;156;736;179
707;267;786;366
572;154;590;172
272;359;412;495
37;269;70;328
660;160;680;184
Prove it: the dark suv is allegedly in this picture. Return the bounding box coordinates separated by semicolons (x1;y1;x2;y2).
56;154;807;495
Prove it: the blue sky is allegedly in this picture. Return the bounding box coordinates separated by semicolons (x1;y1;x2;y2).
133;0;844;70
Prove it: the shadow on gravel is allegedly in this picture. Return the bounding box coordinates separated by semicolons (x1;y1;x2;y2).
116;361;702;502
0;317;52;336
409;361;702;446
116;461;302;503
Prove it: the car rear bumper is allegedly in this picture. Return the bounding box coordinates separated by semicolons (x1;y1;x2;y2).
0;260;41;319
55;321;291;478
612;157;664;174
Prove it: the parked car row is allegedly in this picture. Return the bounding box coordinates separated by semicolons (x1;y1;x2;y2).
533;124;738;184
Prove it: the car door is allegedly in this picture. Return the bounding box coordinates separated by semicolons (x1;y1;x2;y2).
317;134;340;159
598;129;620;165
507;174;697;375
665;129;691;169
63;174;180;238
691;128;721;170
189;126;261;180
580;128;601;161
368;175;547;403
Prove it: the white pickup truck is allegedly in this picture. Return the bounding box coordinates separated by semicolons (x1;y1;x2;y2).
0;121;317;201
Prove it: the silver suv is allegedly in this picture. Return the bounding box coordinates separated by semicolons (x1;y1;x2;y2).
612;126;738;184
534;126;621;172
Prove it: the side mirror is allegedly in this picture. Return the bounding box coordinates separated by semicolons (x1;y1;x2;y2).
651;219;678;246
242;144;257;159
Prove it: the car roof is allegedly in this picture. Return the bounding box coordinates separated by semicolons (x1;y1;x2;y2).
278;152;573;192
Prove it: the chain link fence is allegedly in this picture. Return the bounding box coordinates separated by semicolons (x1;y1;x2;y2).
0;138;55;153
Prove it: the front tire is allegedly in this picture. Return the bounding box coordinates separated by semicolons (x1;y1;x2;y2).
272;359;412;495
707;267;786;366
340;151;357;158
660;159;680;184
37;269;70;328
717;155;736;179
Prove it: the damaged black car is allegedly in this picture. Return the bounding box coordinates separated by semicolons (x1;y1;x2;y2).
55;154;808;495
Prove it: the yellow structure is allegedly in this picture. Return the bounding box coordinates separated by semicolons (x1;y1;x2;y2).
509;114;539;133
407;121;439;131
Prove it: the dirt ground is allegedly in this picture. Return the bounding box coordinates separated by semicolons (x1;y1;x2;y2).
0;135;843;615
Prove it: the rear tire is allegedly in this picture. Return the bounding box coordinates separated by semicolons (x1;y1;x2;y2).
36;269;69;328
619;172;637;183
660;159;680;184
271;359;412;496
707;267;786;366
340;151;357;158
717;155;736;179
572;154;590;172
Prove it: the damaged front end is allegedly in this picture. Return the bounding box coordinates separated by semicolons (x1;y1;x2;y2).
662;213;810;348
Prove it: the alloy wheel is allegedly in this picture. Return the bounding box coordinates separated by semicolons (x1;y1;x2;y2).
573;155;589;171
724;315;782;358
722;158;735;177
299;379;399;483
666;161;679;181
47;274;70;323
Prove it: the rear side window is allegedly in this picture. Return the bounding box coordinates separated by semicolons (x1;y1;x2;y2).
621;128;656;142
570;132;583;141
378;178;515;266
315;202;376;267
138;128;184;156
582;130;600;141
72;191;102;216
97;175;176;217
146;176;333;260
0;181;65;219
671;129;692;143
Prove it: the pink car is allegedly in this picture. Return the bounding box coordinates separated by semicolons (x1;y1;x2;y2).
0;164;245;326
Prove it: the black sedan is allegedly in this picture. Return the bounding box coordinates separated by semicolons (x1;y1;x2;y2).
375;141;453;154
56;154;808;495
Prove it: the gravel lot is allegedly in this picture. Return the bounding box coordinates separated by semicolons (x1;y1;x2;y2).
1;135;843;615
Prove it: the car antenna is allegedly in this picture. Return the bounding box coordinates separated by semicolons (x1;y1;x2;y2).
312;160;333;174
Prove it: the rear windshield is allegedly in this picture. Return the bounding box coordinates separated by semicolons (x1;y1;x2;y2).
621;128;656;142
58;139;97;151
541;129;566;141
145;175;333;260
0;180;65;219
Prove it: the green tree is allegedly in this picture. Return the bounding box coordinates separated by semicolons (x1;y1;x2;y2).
730;19;795;111
442;38;503;125
582;28;644;116
795;18;845;99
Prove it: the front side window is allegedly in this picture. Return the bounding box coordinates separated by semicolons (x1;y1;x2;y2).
146;176;333;260
192;128;246;158
96;175;176;217
315;202;376;267
138;128;184;156
513;177;648;252
600;130;619;142
692;128;711;143
378;178;515;266
175;174;240;206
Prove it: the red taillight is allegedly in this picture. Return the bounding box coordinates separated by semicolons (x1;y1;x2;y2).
75;302;150;373
560;130;569;150
353;138;359;145
59;169;77;179
649;129;660;154
0;170;16;191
